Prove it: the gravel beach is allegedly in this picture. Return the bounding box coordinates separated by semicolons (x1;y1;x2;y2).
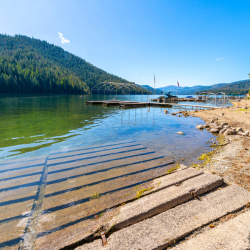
190;99;250;191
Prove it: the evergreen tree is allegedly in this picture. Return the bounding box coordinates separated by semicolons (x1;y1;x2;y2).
0;34;145;94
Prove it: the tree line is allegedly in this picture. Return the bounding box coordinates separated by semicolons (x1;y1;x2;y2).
0;34;145;94
196;77;250;96
0;51;89;94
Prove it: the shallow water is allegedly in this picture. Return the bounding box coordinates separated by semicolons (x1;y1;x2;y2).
0;94;225;162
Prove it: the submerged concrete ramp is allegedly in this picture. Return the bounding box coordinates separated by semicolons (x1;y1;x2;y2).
3;137;249;250
0;140;177;250
171;210;250;250
77;185;250;250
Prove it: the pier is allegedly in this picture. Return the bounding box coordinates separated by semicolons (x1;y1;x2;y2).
86;100;222;109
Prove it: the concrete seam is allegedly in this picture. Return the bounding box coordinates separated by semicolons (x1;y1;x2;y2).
18;154;50;250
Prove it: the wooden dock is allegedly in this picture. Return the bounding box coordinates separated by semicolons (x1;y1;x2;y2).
86;100;222;109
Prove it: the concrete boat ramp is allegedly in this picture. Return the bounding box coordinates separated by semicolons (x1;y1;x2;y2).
86;100;222;109
0;140;174;250
0;140;250;249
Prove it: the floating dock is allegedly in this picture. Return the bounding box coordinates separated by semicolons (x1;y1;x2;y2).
86;100;222;109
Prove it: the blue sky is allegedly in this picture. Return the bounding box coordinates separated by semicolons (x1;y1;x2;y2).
0;0;250;88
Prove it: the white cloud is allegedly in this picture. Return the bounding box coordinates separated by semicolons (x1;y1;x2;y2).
135;72;137;74
216;57;224;61
58;32;70;44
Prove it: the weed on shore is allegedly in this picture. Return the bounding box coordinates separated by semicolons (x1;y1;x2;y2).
135;187;154;199
167;164;180;174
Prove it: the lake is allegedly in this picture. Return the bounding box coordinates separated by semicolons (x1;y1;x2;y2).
0;94;221;163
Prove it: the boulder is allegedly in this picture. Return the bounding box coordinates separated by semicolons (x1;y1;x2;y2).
164;110;168;114
238;131;249;136
237;131;245;136
236;127;243;133
216;126;223;130
244;106;248;109
210;128;219;133
210;125;221;130
224;128;237;135
219;113;224;117
208;123;218;128
171;112;177;116
196;125;204;130
219;128;227;134
211;117;218;123
221;123;229;126
204;123;210;128
177;132;185;135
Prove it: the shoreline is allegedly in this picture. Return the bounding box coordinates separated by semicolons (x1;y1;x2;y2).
188;99;250;191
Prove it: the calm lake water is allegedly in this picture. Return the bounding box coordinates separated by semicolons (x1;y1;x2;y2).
0;94;226;164
0;94;231;249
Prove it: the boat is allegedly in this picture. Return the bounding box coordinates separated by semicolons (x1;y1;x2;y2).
155;91;178;103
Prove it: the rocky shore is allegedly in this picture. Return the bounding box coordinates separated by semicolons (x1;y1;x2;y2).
188;99;250;191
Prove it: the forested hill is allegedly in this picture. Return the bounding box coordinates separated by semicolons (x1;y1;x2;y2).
196;79;250;95
0;34;131;94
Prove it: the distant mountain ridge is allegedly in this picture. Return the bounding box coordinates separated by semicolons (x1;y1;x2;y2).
202;79;250;95
149;79;250;95
141;85;161;94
